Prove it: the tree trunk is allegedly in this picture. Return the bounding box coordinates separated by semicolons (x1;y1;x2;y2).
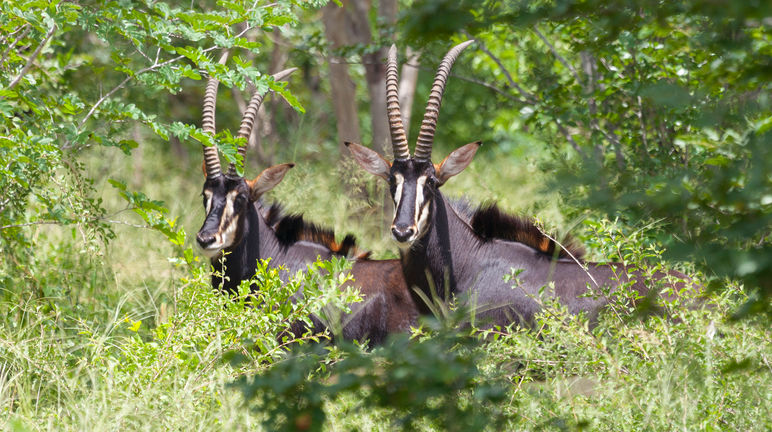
322;0;398;226
399;47;420;139
322;3;362;151
362;49;389;155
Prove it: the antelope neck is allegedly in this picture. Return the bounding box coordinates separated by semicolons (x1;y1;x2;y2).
399;192;482;304
211;202;332;293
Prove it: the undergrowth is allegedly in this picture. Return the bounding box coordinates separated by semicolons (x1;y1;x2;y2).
1;139;769;431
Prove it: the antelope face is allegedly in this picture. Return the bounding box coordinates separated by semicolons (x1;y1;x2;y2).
196;163;294;257
345;40;477;248
388;159;437;245
197;175;250;257
346;142;481;248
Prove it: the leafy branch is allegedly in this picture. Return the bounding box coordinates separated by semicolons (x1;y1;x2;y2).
5;25;56;92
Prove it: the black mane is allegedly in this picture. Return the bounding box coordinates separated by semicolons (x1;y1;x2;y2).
467;202;585;260
261;203;368;258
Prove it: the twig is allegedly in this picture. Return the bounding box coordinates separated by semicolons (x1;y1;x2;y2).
579;51;611;162
1;216;157;231
539;231;599;289
6;25;57;92
532;26;581;84
0;25;31;65
555;121;585;157
636;96;650;154
0;220;63;230
465;30;538;104
75;24;257;133
448;71;528;105
77;53;194;129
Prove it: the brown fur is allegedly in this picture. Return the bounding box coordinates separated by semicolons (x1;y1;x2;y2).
262;203;367;258
470;203;586;260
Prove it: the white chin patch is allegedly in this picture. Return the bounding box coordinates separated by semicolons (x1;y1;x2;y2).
199;211;240;258
392;236;412;248
200;246;223;258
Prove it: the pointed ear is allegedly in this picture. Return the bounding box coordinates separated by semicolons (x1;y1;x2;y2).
345;142;391;180
246;163;294;200
435;141;481;186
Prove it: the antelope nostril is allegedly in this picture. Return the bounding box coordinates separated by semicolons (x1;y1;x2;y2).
391;225;416;242
196;232;215;248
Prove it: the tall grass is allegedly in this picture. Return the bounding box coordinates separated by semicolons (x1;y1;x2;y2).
1;126;769;431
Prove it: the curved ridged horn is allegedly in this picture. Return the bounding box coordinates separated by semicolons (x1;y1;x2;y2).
202;51;229;178
413;40;474;161
228;67;298;175
386;45;410;160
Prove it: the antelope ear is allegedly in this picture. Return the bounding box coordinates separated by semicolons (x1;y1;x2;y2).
246;163;294;200
345;142;391;180
435;141;481;186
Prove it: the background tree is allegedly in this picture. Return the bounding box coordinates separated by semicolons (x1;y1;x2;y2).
0;1;769;429
402;0;772;316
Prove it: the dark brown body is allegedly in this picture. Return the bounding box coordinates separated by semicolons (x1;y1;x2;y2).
338;259;419;345
345;42;700;330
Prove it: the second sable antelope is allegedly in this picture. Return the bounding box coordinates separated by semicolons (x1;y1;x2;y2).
346;42;692;327
196;53;417;345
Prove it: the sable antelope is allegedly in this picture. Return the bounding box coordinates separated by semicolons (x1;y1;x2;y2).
346;42;692;327
196;53;417;345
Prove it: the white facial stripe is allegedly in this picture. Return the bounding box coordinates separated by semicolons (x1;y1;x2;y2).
393;173;404;218
204;190;240;252
414;175;427;226
204;190;213;215
416;201;430;238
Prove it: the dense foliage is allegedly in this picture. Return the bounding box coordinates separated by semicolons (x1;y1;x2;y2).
0;0;310;280
404;0;772;315
0;0;769;430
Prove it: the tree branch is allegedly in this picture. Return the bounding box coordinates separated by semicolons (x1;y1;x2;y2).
6;25;57;92
75;24;256;133
1;25;31;65
446;70;528;105
465;31;588;157
1;216;161;231
399;48;420;135
532;26;581;84
555;121;585;157
465;30;538;104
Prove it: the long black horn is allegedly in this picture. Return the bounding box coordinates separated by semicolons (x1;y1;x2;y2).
386;45;410;160
202;51;229;177
413;40;474;161
228;67;298;175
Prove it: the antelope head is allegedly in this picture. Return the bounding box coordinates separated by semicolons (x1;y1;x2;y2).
346;41;479;247
196;53;296;257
